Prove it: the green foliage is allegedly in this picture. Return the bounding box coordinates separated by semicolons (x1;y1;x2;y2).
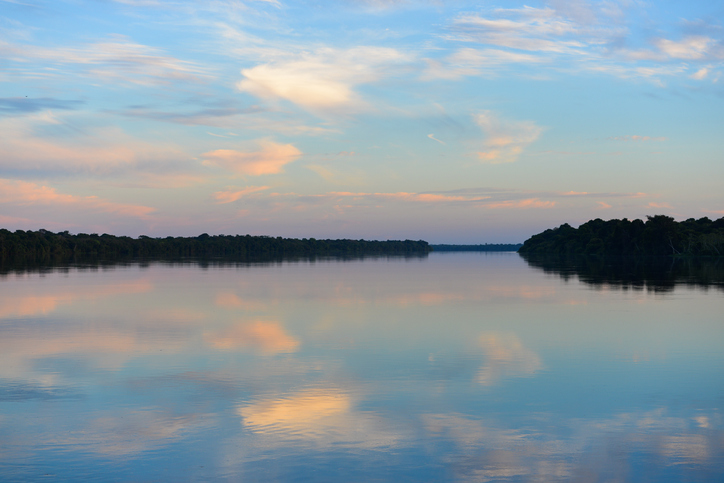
518;215;724;257
0;229;431;265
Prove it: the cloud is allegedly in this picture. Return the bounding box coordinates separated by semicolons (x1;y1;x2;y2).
608;135;668;142
0;97;83;115
0;113;192;176
313;191;491;203
548;0;596;25
0;179;155;218
427;134;446;145
474;111;544;163
237;47;408;114
442;5;721;84
450;7;587;54
648;202;673;209
424;47;548;80
1;35;210;86
485;198;556;209
654;36;715;60
214;186;269;204
119;105;265;126
690;67;710;80
202;140;301;176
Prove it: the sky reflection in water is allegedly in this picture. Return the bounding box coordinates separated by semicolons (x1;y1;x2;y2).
0;253;723;481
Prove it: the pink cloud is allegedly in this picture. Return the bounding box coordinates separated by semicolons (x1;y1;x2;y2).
485;198;556;209
327;192;490;203
0;179;155;219
214;186;269;204
202;140;301;176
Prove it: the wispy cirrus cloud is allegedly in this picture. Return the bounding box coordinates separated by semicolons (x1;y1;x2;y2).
1;35;210;86
441;5;724;84
0;97;83;115
118;104;264;126
449;6;591;54
608;135;668;142
424;48;547;80
485;198;556;209
214;186;269;204
474;111;544;163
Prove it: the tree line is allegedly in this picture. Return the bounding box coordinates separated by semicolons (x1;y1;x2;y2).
518;215;724;257
0;229;432;264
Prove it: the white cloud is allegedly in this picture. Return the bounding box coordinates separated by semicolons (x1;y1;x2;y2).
424;48;547;80
690;67;710;80
202;140;302;175
237;47;409;114
655;36;714;60
443;5;722;85
474;111;544;163
450;7;587;54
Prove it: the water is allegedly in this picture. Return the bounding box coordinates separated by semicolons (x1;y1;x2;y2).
0;253;722;481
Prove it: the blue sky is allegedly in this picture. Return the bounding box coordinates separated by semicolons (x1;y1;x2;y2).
1;0;722;242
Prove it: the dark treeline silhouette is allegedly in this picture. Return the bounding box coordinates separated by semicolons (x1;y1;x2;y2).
519;215;724;257
521;253;724;293
0;229;432;266
431;244;523;252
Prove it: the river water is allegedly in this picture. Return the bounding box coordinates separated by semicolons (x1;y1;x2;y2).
1;252;722;481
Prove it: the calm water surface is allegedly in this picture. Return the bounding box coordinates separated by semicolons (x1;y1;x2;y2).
1;253;723;481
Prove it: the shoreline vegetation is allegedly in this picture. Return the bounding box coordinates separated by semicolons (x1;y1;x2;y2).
0;229;432;267
518;215;724;257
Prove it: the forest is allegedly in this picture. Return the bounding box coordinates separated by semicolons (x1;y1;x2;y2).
518;215;724;257
0;229;432;265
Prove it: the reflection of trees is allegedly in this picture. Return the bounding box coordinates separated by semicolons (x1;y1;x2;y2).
0;253;430;276
520;253;724;292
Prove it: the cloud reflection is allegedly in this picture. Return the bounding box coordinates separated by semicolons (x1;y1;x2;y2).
205;321;299;354
476;333;542;385
237;387;401;448
0;279;153;319
424;408;723;481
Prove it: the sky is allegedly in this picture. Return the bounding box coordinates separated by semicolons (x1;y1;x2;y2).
1;0;723;243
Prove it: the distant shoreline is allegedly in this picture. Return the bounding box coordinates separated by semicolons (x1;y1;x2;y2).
430;244;523;252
